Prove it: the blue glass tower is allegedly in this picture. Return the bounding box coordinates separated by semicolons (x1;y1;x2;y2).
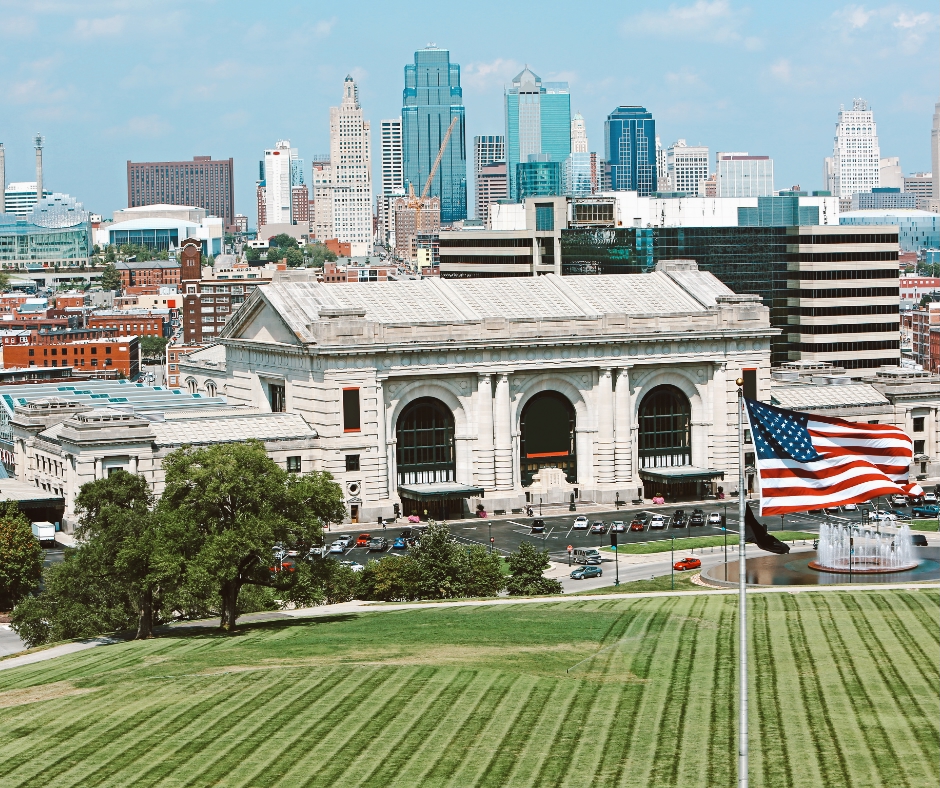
505;67;571;200
605;106;657;196
402;47;468;223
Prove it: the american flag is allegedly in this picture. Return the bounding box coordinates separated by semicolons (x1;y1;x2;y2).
745;398;924;515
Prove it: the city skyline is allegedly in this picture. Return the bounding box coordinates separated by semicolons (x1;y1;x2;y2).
0;0;937;217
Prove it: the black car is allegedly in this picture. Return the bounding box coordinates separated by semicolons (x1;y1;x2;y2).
530;518;546;533
689;509;705;527
911;533;928;547
671;510;686;528
590;521;607;535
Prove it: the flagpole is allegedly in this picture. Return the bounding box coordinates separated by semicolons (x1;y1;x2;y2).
737;380;748;788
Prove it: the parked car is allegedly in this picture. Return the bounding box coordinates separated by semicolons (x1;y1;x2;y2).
911;533;928;547
338;560;364;572
923;492;938;504
825;507;841;515
610;521;626;533
334;535;354;548
572;548;602;565
843;503;858;511
649;514;667;529
399;528;414;540
674;556;702;571
392;537;407;549
530;519;546;533
671;510;686;528
590;521;607;535
912;504;940;517
707;512;723;526
356;533;372;547
328;542;346;554
869;511;897;522
689;509;705;527
272;545;287;562
630;519;645;532
367;537;388;552
573;516;589;530
887;509;911;520
890;494;909;507
570;565;603;579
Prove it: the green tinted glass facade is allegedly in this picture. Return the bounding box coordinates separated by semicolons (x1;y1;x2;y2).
517;161;561;199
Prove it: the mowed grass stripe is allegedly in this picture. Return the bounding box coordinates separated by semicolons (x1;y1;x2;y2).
782;594;855;787
390;670;509;788
868;592;940;690
750;595;795;788
894;589;940;640
129;668;343;788
222;666;409;788
705;599;736;788
803;594;907;785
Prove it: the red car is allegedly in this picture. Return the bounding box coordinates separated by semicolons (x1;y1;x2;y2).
630;520;645;532
356;533;371;547
674;557;702;571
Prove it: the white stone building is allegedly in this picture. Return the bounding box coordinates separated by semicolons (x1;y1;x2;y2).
666;140;709;196
328;77;373;256
824;99;881;199
178;262;775;523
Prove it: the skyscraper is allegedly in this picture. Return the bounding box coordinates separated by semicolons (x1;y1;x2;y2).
570;112;588;154
473;135;505;222
329;76;373;255
127;156;235;228
260;141;296;226
666;140;709;195
505;67;571;200
402;46;468;224
824;99;881;199
563;114;591;196
932;100;940;199
381;118;403;196
716;152;774;197
605;106;657;196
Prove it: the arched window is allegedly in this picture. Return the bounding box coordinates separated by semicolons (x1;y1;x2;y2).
186;378;198;395
204;380;217;397
638;385;691;468
520;391;576;486
396;398;455;485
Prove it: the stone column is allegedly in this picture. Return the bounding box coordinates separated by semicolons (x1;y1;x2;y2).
476;373;495;489
375;376;389;499
494;373;513;490
614;366;633;483
130;455;139;475
94;456;102;480
596;367;615;484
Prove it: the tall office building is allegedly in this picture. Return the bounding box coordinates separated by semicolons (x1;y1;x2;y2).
3;183;50;217
473;135;506;222
932;100;940;198
571;113;588;154
666;140;709;195
716;152;774;197
402;46;468;224
381;118;404;195
311;158;333;241
879;157;903;190
655;137;668;192
824;99;881;199
329;76;373;256
259;141;296;226
605;106;657;196
127;156;235;228
505;67;571;200
564;113;591;197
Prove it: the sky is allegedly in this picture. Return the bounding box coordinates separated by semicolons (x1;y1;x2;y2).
0;0;938;220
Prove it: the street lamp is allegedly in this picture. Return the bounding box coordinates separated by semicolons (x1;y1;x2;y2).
488;521;492;553
671;535;675;590
539;497;542;516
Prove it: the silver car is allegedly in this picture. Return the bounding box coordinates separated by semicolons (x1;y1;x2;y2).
328;542;346;554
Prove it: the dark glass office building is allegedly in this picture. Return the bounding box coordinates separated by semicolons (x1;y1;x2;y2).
402;47;468;224
605;106;657;196
516;160;562;199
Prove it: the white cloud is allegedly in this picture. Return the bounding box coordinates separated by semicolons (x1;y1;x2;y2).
831;5;939;52
769;59;792;82
6;78;70;106
836;5;874;28
462;58;522;92
0;16;37;37
314;17;336;36
73;15;126;38
894;11;930;28
665;69;705;87
622;0;757;46
106;115;172;138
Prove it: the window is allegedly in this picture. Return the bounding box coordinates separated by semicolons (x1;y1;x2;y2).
269;383;286;413
345;454;360;472
286;456;302;473
913;417;925;433
914;440;925;455
742;369;757;401
535;204;554;232
342;388;360;432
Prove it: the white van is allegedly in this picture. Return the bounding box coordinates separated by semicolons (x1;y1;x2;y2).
573;547;602;565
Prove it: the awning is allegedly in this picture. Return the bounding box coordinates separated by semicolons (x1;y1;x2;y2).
639;466;725;482
398;483;485;501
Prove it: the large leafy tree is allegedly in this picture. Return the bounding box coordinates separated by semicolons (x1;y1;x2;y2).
100;262;121;291
0;501;42;611
159;441;345;630
506;542;562;596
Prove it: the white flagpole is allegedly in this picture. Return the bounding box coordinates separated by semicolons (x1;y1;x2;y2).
737;380;749;788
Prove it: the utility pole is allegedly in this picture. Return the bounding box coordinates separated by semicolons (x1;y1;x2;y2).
671;535;675;590
736;379;749;788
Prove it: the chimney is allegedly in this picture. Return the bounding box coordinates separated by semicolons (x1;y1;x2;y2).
34;133;44;203
0;142;5;214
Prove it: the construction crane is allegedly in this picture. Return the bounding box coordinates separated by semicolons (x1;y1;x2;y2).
405;115;458;266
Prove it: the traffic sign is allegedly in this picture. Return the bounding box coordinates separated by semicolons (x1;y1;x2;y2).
567;545;572;552
490;537;495;543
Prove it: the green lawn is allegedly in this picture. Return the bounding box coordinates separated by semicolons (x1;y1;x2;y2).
909;519;940;532
578;570;703;594
0;590;936;787
600;530;815;555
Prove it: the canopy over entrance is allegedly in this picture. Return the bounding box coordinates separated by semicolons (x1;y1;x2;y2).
639;466;724;502
398;483;484;521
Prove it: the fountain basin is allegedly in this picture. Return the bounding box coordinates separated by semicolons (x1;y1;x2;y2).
807;559;919;574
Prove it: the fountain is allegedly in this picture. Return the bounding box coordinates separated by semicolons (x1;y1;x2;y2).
809;521;919;574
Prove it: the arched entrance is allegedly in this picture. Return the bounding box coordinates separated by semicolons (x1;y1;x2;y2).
397;397;461;520
520;391;576;487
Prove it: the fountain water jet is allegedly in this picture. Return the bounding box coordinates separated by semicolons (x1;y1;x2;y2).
809;521;919;573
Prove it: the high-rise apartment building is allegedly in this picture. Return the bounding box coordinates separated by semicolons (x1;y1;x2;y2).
605;106;657;196
126;156;234;228
329;76;373;256
904;173;934;200
932;100;940;199
473;136;506;222
655;137;668;192
381;119;404;196
402;46;468;224
259;141;296;226
311;158;333;241
505;67;571;200
3;183;50;217
824;99;881;199
716;152;774;197
666;140;709;195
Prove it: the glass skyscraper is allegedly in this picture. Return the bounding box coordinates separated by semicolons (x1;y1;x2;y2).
505;67;571;200
605;106;657;196
402;47;468;223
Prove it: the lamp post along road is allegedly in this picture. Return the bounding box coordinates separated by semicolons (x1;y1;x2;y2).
737;379;749;788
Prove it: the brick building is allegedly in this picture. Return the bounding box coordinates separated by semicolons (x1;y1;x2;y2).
901;274;940;305
86;310;170;338
115;261;181;291
166;342;208;389
909;304;940;370
3;337;140;378
0;295;30;314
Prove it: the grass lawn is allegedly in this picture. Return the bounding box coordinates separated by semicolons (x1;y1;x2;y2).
578;570;704;594
600;530;815;555
0;590;936;787
909;519;940;532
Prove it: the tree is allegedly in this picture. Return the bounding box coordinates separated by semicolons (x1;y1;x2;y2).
271;233;299;249
0;270;10;292
284;247;304;268
266;247;284;264
0;501;42;611
140;336;169;361
305;243;337;267
408;522;468;599
100;262;121;291
158;441;345;630
505;542;562;596
461;545;505;597
245;247;261;263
